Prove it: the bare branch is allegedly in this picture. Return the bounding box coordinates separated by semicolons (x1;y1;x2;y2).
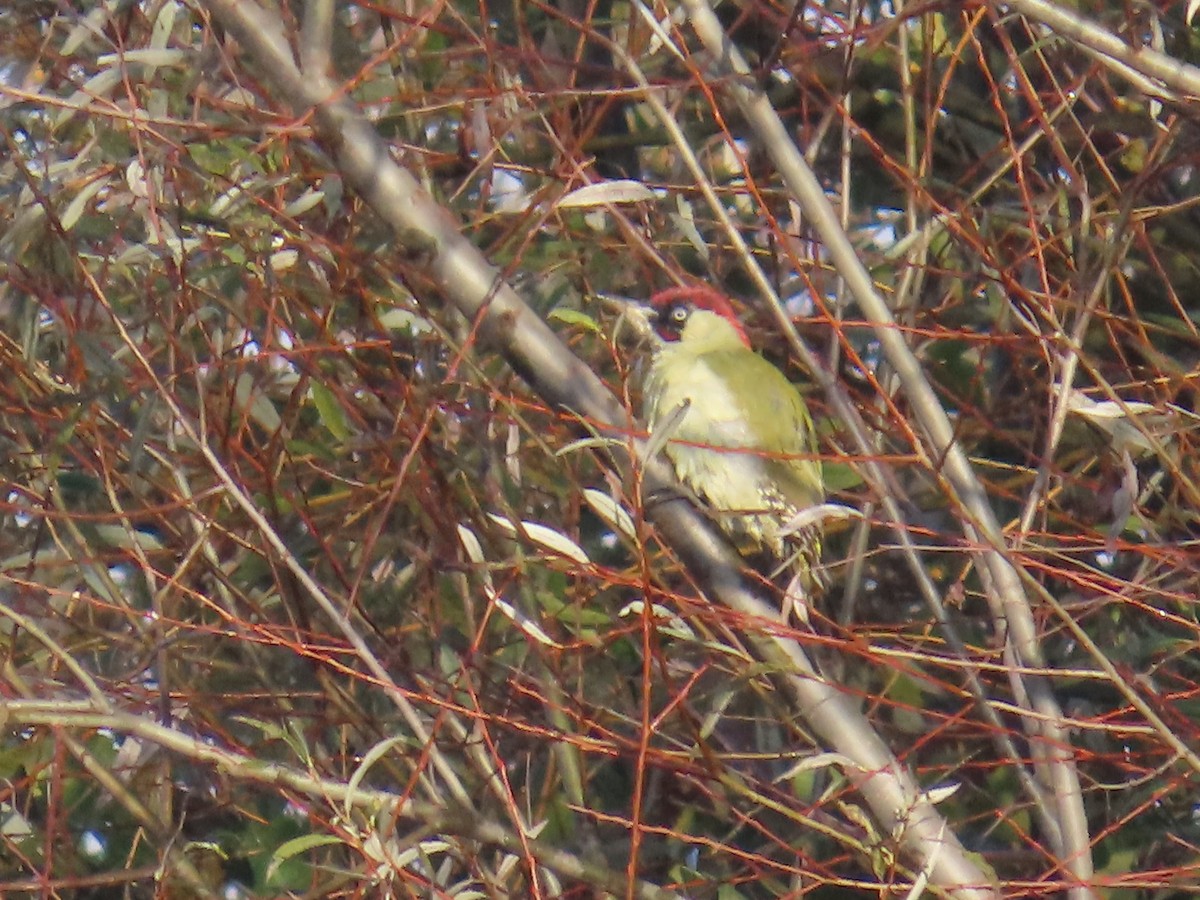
198;1;998;895
676;0;1093;893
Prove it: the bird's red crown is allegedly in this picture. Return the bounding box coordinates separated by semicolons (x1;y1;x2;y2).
648;286;750;347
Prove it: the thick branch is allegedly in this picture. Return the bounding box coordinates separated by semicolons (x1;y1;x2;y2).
199;2;998;896
676;0;1093;894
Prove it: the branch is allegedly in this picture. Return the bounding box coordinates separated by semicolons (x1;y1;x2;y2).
1;701;682;900
676;0;1095;894
1002;0;1200;100
197;1;998;896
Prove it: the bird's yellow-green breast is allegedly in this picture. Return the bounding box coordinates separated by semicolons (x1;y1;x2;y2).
644;308;822;560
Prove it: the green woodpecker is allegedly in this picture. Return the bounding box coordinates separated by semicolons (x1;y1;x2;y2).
640;286;824;604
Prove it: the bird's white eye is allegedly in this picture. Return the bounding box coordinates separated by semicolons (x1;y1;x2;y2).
669;304;689;324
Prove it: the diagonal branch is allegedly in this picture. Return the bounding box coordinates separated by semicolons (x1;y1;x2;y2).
1002;0;1200;100
197;1;998;896
674;0;1095;895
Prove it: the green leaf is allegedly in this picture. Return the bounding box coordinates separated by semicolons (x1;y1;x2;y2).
309;381;351;441
234;373;282;433
547;307;601;333
61;178;108;231
265;833;343;884
821;461;863;491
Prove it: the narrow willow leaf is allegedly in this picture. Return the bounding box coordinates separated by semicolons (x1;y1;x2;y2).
547;307;601;333
61;6;109;56
150;2;178;50
486;513;590;564
555;436;623;456
269;248;298;271
582;488;637;542
780;502;863;535
617;600;695;640
284;189;325;218
309;382;351;441
672;195;710;260
266;833;343;883
456;524;485;565
234;373;282;432
643;399;689;464
556;179;655;209
921;782;961;805
637;0;688;59
493;596;561;647
91;525;165;552
773;753;860;784
378;307;433;334
97;49;190;67
344;735;410;818
504;422;521;484
56;68;122;127
61;178;107;232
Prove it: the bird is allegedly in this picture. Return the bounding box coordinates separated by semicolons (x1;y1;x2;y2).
637;285;825;614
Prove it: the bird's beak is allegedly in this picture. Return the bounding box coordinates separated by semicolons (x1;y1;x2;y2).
595;293;657;345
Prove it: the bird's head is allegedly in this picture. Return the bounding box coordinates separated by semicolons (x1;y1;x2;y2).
648;286;750;349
